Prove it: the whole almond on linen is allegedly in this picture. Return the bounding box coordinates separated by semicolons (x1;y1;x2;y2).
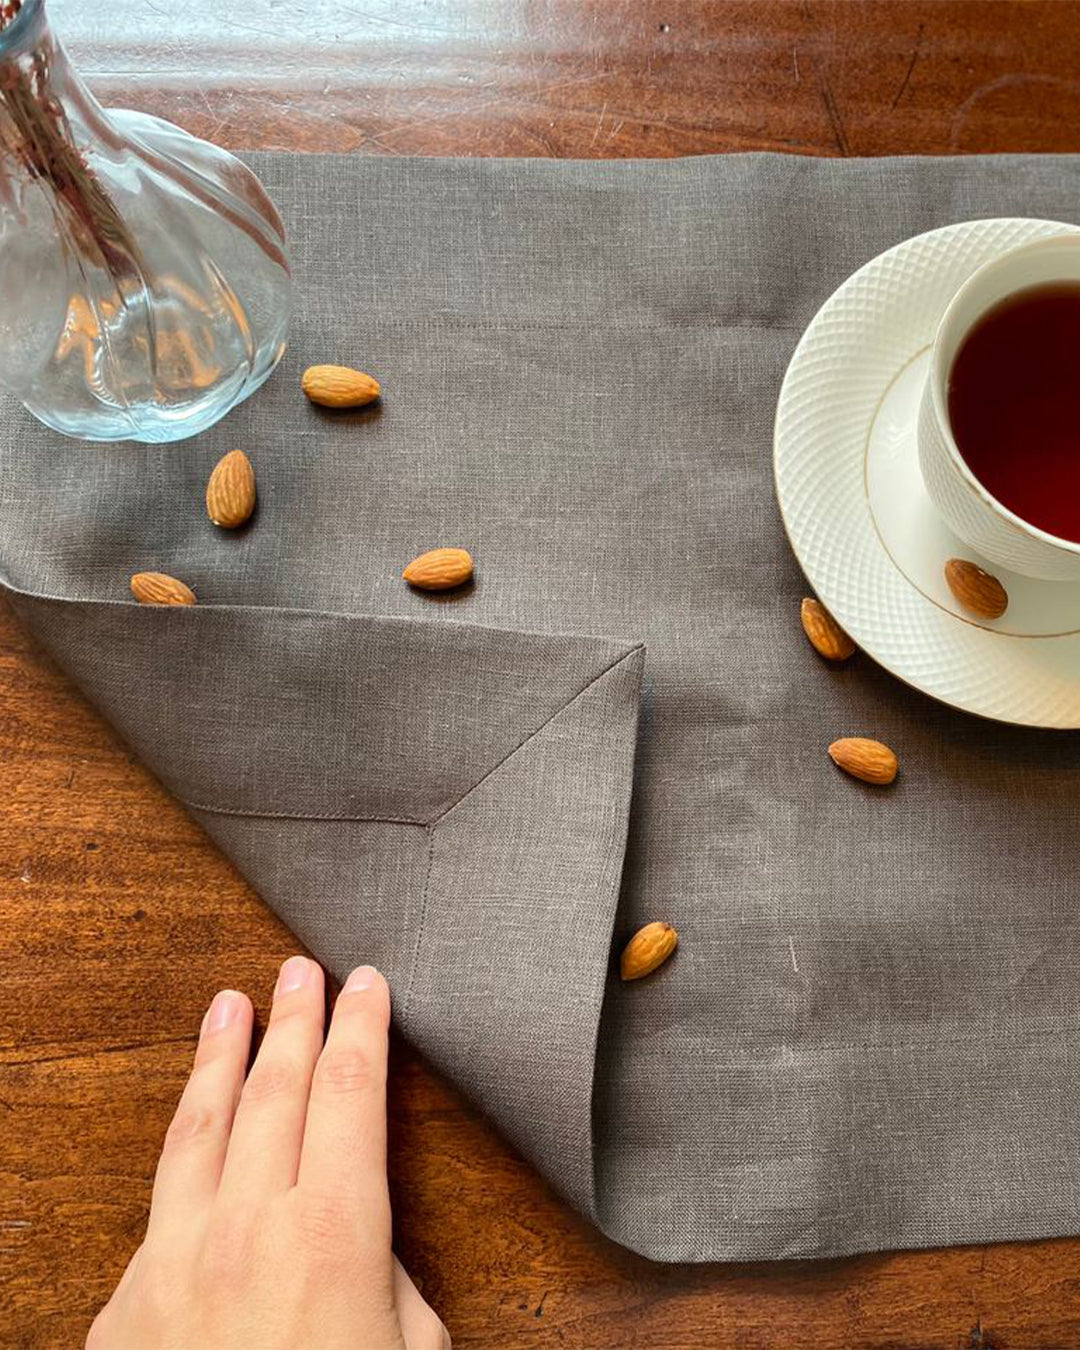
944;558;1008;620
301;364;380;408
800;597;856;661
206;449;256;529
620;922;679;981
130;572;196;606
828;737;898;786
403;547;474;591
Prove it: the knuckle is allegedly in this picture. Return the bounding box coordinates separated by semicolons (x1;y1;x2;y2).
269;995;319;1025
193;1033;238;1070
241;1057;303;1105
162;1103;225;1151
292;1189;357;1251
313;1046;380;1098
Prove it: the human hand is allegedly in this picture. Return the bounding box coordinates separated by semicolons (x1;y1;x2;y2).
88;958;449;1350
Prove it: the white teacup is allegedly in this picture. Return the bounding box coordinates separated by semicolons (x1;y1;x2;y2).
918;233;1080;583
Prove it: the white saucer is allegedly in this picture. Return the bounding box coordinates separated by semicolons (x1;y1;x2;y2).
774;217;1080;729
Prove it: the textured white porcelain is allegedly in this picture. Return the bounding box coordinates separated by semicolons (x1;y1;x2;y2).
774;217;1080;729
918;234;1080;582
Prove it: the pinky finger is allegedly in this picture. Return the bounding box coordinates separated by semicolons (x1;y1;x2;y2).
148;989;252;1235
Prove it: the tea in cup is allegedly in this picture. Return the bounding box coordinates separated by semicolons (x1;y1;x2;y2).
919;234;1080;582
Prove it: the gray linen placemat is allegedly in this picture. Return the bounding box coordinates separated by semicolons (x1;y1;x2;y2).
3;152;1080;1263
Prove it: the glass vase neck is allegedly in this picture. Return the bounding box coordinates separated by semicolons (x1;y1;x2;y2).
0;2;49;57
0;0;116;150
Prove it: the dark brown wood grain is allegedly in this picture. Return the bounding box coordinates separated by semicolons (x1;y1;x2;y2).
6;3;1080;1347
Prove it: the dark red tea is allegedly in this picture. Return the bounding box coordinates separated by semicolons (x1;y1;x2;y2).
947;282;1080;544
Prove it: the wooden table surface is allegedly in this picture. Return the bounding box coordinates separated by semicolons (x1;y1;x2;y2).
6;3;1080;1347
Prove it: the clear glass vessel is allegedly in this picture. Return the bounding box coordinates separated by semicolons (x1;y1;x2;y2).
0;0;291;442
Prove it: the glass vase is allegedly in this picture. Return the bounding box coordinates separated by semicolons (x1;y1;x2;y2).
0;0;291;443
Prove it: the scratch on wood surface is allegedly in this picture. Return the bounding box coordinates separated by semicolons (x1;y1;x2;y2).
590;100;608;148
377;69;605;142
817;63;850;155
891;23;925;109
793;47;800;83
948;72;1080;151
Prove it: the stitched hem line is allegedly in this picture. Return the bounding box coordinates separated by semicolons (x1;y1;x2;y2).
185;801;429;826
431;643;644;827
664;1017;1080;1058
280;317;807;335
403;825;437;1019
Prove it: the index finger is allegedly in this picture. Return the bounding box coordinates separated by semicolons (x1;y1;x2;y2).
295;965;392;1227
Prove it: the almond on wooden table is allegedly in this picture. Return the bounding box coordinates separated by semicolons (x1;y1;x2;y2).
130;572;196;606
206;449;256;529
620;922;679;981
403;547;474;591
800;597;856;662
301;363;381;408
828;737;898;786
944;557;1008;620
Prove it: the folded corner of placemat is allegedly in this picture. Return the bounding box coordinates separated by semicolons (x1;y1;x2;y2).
7;582;646;1222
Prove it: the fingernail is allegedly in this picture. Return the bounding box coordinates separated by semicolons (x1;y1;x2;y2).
207;990;242;1034
277;955;313;995
343;964;378;993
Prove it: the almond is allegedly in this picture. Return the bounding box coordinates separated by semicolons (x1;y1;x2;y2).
620;922;679;981
130;572;196;606
403;547;474;591
301;364;381;408
828;737;898;786
800;597;856;662
206;449;256;529
944;558;1008;620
